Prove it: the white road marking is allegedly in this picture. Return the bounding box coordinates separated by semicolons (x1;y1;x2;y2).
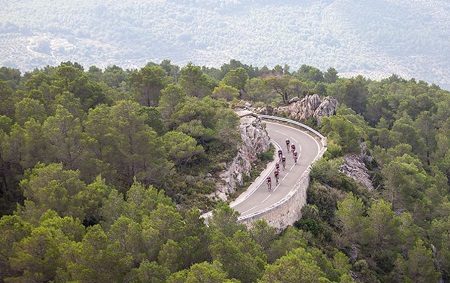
273;183;280;192
262;195;271;203
265;121;322;162
242;206;258;214
273;140;282;150
276;130;300;152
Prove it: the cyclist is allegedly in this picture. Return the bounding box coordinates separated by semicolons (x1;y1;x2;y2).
266;176;272;191
293;150;298;164
274;169;280;185
285;138;291;152
291;144;296;153
278;149;283;159
281;155;286;170
275;161;280;171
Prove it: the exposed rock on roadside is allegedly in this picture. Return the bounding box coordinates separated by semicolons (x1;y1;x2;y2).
269;94;338;125
314;96;339;124
339;142;375;191
213;110;271;200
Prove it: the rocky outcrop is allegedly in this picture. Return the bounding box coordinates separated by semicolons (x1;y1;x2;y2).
314;96;339;124
339;142;375;191
213;110;271;200
271;94;338;125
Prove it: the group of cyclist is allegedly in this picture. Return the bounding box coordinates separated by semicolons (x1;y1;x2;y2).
267;138;300;191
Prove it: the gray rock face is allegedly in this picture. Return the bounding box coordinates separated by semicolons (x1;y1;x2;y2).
214;111;271;200
314;96;339;124
273;94;338;124
339;143;375;191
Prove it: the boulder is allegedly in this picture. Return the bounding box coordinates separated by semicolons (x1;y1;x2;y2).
313;96;338;124
288;97;300;103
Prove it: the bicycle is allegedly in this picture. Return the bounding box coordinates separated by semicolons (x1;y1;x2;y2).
267;178;272;191
277;149;283;159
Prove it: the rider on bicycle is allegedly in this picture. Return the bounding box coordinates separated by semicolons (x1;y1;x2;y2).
291;144;296;152
275;161;280;171
267;176;272;190
278;149;283;159
286;138;290;152
281;155;286;169
293;150;298;164
274;169;280;184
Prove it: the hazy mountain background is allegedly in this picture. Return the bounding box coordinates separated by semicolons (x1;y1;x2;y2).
1;0;449;89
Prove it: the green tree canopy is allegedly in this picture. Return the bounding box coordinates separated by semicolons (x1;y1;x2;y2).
260;247;332;283
221;67;249;91
179;63;216;98
130;65;169;107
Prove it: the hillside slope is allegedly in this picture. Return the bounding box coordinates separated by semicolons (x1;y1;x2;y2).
1;0;449;89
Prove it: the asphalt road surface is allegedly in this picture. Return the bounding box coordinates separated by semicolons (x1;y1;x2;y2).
231;121;322;219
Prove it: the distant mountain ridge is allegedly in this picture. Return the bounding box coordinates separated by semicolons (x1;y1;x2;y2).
1;0;449;89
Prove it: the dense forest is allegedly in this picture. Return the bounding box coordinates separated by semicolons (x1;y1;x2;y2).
0;59;449;282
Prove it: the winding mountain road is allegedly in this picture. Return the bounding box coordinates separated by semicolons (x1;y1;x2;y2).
231;120;322;219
